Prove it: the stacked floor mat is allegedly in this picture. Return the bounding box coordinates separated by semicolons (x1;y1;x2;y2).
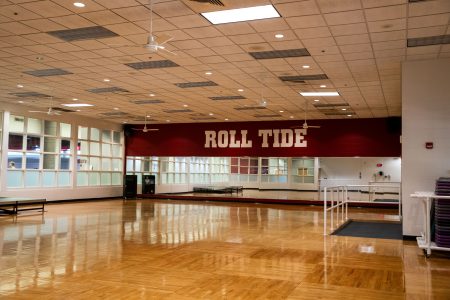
435;177;450;247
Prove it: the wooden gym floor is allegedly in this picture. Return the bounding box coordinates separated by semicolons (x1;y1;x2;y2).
0;199;449;299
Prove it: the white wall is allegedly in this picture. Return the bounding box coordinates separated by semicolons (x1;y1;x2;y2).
0;103;124;201
319;157;401;184
402;58;450;236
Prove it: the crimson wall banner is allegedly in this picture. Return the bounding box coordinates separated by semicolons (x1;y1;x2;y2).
125;118;401;157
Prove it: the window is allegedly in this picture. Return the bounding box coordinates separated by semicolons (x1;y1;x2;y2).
126;156;159;185
123;156;313;188
291;158;315;184
190;157;210;184
161;157;187;184
6;115;73;188
261;157;288;183
210;157;229;183
231;157;258;182
77;126;122;186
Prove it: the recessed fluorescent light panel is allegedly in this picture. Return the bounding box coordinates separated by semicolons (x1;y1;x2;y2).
300;92;340;97
62;103;93;107
201;5;280;25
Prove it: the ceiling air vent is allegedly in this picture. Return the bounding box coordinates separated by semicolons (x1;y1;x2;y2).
164;109;193;113
130;99;165;105
209;95;246;101
9;92;51;98
249;48;310;60
279;74;328;82
254;114;281;118
99;111;131;118
175;81;218;88
407;34;450;47
52;107;74;112
125;60;179;70
23;68;73;77
235;106;266;111
87;87;129;93
132;116;158;122
189;0;224;6
314;103;350;108
47;26;118;42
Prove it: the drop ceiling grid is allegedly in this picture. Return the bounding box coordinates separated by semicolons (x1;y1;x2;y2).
315;0;390;117
0;0;449;123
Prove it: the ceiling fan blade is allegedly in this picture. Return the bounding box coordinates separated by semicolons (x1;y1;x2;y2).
106;43;130;46
157;35;174;45
29;111;47;113
161;47;177;55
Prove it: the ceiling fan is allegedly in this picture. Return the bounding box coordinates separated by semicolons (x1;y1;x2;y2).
144;0;175;54
300;99;320;129
291;99;320;130
132;114;159;133
106;0;175;55
29;96;61;115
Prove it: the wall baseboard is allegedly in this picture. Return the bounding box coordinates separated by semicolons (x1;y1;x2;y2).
402;235;417;241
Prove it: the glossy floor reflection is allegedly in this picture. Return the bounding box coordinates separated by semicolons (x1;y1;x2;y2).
0;199;449;299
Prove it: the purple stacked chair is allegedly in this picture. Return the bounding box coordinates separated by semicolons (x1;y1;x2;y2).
435;177;450;247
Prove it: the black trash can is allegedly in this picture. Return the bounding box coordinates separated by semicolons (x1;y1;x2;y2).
123;175;137;199
142;174;156;195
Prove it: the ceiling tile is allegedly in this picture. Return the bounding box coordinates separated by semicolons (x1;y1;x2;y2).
340;43;373;54
215;22;256;35
92;0;141;9
373;40;405;51
167;14;211;29
50;14;96;29
335;34;370;45
0;4;42;20
198;36;234;47
316;0;362;13
152;1;194;18
81;10;126;25
20;1;73;18
294;27;332;39
184;26;223;38
1;21;39;35
324;10;365;25
367;18;406;33
302;37;336;48
370;30;406;42
408;14;449;29
361;0;406;9
285;15;326;29
22;18;67;31
330;23;368;36
408;0;450;17
275;0;320;17
365;4;407;22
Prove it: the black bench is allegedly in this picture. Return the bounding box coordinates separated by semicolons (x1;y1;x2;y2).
0;197;46;215
193;186;243;195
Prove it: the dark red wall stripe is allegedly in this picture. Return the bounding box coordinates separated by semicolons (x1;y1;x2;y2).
125;117;401;157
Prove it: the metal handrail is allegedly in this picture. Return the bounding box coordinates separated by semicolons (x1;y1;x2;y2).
323;184;402;235
323;185;348;235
